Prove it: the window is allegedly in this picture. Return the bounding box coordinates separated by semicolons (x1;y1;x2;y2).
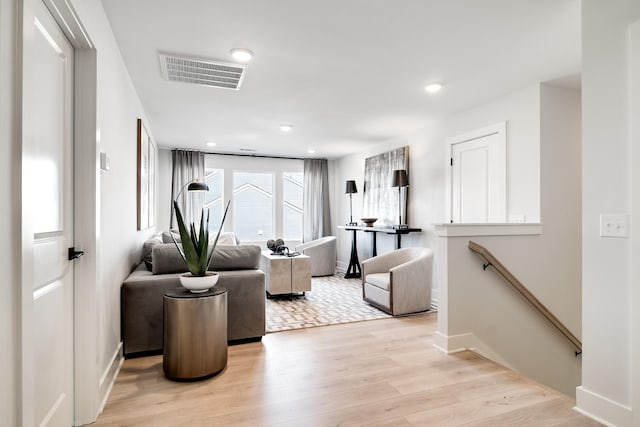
204;154;303;244
283;172;303;240
233;171;274;241
204;168;224;231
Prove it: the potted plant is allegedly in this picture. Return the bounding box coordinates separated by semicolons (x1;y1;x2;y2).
172;200;230;293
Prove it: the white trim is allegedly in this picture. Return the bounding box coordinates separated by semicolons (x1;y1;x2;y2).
445;122;507;223
73;48;99;426
433;331;475;354
335;261;347;273
430;290;438;310
434;223;542;237
39;393;67;427
98;343;124;414
628;19;640;427
575;387;632;427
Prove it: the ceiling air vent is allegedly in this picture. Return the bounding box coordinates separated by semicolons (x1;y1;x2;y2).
159;53;247;90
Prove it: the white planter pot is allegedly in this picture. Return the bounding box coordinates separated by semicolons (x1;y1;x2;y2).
179;272;219;293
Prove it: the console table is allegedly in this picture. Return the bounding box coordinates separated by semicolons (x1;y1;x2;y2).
337;225;422;279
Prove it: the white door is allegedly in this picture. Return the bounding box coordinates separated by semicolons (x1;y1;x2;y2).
448;123;506;223
22;0;75;425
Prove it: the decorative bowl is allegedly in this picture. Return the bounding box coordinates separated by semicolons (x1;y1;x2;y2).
179;272;219;293
360;218;378;227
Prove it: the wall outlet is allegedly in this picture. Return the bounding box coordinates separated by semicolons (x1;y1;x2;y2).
600;214;630;238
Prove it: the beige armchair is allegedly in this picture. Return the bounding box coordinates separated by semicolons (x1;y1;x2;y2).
361;247;433;315
294;236;337;276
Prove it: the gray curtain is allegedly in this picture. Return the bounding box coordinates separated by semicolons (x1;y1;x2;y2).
170;150;205;229
303;158;331;242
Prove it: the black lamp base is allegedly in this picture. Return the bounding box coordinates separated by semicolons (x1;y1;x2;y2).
347;222;358;226
394;224;409;230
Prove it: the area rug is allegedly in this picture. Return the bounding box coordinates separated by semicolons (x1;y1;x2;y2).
265;275;392;333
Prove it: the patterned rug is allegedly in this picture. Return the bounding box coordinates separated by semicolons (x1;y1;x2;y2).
265;275;392;333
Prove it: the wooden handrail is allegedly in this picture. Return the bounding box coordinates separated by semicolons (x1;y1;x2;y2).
468;240;582;354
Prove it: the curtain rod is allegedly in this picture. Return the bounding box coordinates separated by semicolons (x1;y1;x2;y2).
171;148;326;161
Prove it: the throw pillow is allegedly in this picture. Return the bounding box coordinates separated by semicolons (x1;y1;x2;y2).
161;230;181;244
141;234;163;271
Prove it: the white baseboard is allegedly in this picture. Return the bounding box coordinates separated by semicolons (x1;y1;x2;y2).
336;261;347;273
575;386;632;427
98;342;124;414
433;331;475;354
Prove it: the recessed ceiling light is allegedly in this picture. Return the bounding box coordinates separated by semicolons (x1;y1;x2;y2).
307;149;316;154
280;124;293;132
424;83;443;93
230;48;254;63
206;141;217;147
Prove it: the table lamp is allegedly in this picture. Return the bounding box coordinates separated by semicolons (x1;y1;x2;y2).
391;169;408;229
345;180;357;225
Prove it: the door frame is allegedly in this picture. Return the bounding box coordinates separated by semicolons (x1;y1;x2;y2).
445;122;507;223
19;0;99;425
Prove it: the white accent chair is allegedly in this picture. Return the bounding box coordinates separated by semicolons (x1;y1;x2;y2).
361;247;433;315
294;236;337;276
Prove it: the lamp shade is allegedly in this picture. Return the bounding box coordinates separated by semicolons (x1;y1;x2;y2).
187;182;209;192
391;169;409;187
345;180;358;194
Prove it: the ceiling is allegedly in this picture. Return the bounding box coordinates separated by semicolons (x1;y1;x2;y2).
101;0;580;159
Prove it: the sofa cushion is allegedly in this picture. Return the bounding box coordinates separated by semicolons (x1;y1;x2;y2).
162;230;238;245
365;273;391;291
152;243;261;275
142;234;163;271
210;244;260;270
161;230;181;244
215;232;238;246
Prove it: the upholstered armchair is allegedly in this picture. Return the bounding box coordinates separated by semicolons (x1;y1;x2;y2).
361;247;433;315
294;236;337;276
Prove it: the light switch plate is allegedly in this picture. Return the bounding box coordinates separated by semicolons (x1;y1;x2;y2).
600;214;630;238
100;152;110;172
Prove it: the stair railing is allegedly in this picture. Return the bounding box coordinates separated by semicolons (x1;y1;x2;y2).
468;240;582;355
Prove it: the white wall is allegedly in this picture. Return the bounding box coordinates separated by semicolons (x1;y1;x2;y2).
435;228;582;397
1;0;151;422
67;1;158;414
577;1;640;425
540;84;582;335
334;84;544;306
434;84;582;397
447;85;541;223
0;0;19;425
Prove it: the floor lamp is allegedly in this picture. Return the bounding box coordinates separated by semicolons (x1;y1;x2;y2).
391;169;408;229
172;179;209;228
345;180;358;225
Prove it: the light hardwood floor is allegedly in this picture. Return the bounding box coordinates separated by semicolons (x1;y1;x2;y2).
95;313;600;426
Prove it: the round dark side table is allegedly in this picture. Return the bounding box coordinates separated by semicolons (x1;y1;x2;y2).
163;286;228;381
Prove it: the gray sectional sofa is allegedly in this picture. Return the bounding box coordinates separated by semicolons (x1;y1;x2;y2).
122;240;265;357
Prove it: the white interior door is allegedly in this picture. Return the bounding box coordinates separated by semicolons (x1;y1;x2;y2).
22;0;75;425
448;123;506;223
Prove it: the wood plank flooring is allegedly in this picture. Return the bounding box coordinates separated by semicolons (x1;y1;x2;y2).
94;313;600;426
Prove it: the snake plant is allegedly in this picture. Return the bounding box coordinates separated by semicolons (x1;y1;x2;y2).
172;200;230;276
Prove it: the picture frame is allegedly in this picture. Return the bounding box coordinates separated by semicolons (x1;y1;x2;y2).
362;146;410;226
137;118;156;230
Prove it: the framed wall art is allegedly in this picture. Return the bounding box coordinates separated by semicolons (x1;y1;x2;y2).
137;118;156;230
362;146;410;226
